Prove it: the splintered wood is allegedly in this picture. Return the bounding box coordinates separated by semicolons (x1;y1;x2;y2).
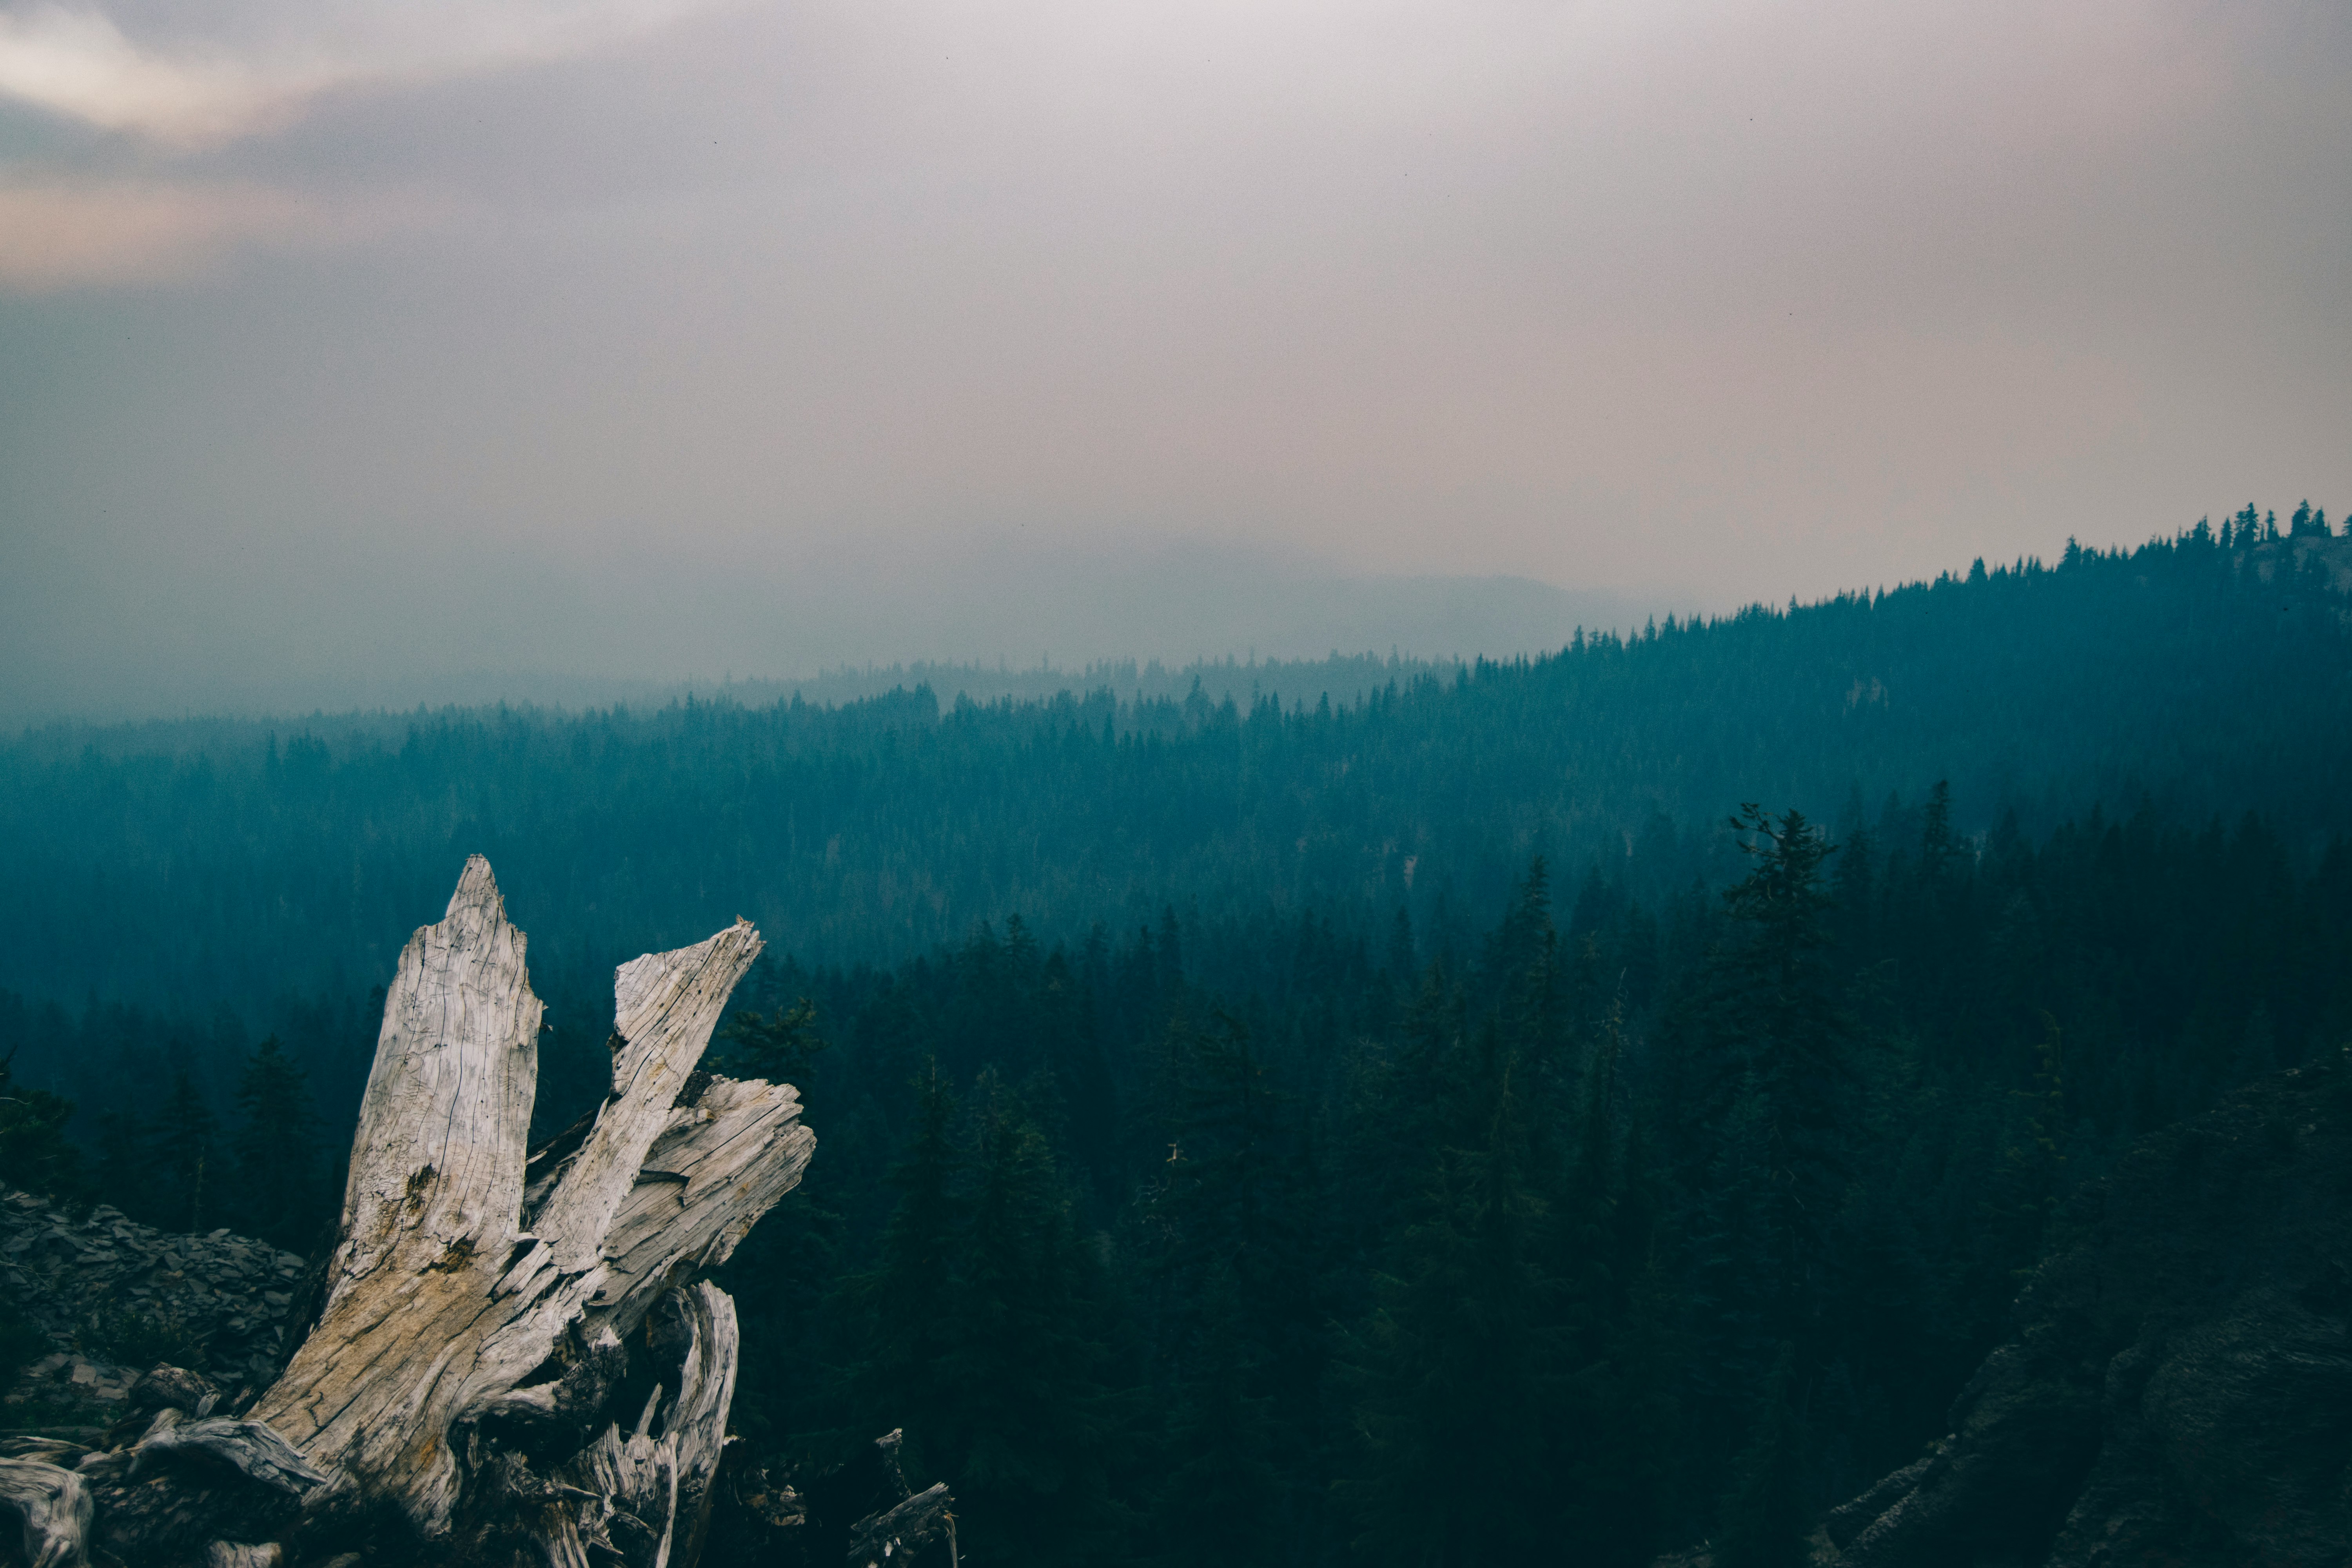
239;856;811;1562
0;1458;91;1568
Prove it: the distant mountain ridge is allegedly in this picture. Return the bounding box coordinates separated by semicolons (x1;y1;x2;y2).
0;548;1671;726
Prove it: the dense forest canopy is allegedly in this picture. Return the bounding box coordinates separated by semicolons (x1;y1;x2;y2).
4;514;2350;1565
3;523;2348;1021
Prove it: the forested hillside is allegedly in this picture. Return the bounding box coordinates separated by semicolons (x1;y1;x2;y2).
3;521;2348;1022
4;512;2350;1564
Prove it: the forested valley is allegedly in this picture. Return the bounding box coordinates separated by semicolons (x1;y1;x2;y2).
5;513;2351;1565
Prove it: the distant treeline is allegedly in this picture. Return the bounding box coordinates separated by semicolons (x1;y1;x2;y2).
4;511;2351;1564
7;785;2348;1564
0;519;2347;1022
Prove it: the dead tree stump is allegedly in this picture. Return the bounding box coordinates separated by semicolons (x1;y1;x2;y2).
16;857;823;1568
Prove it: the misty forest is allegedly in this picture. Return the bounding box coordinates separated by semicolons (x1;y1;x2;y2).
5;516;2352;1567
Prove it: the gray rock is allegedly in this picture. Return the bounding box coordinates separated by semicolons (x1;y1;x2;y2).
1827;1047;2352;1568
0;1190;315;1418
130;1366;222;1419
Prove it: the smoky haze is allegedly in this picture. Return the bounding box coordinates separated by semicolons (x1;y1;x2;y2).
2;0;2348;722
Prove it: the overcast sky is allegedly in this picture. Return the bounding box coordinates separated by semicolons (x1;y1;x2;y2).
2;0;2347;719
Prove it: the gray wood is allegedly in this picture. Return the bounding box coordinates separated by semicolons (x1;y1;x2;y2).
19;858;839;1568
203;1544;284;1568
130;1408;330;1497
0;1456;91;1568
250;859;791;1550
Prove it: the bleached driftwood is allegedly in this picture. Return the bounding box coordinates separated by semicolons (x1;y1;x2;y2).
130;1410;329;1497
221;855;815;1563
590;1074;814;1332
849;1482;956;1568
0;1457;91;1568
203;1544;284;1568
13;857;900;1568
536;1281;741;1568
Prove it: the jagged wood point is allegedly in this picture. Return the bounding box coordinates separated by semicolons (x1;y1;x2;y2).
13;855;817;1568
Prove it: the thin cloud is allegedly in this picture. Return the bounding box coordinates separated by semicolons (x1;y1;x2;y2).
0;176;448;288
0;7;280;142
0;0;730;144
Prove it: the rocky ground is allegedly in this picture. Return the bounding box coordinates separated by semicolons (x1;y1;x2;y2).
1821;1045;2352;1567
0;1196;935;1567
2;1189;314;1434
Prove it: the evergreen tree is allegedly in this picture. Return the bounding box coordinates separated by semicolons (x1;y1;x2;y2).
1681;1075;1782;1502
1149;1260;1283;1567
1550;1000;1675;1566
232;1036;325;1249
844;1061;965;1481
1145;1013;1319;1564
1715;1346;1809;1568
943;1079;1128;1566
1711;807;1856;1338
1971;1014;2066;1316
716;995;827;1080
151;1068;220;1234
1346;1024;1560;1566
0;1051;81;1200
93;1109;145;1218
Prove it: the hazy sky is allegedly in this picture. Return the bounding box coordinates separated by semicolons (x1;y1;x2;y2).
2;0;2348;719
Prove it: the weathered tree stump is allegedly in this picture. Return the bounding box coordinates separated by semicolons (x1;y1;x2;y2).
0;857;844;1568
0;1456;91;1568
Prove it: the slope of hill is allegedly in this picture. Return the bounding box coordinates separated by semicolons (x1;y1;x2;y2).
1;527;2345;1019
1825;1048;2352;1568
1;522;2348;1568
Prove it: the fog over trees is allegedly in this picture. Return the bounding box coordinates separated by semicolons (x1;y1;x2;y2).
5;519;2350;1563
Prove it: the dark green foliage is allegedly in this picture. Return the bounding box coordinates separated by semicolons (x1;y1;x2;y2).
232;1035;327;1249
1139;1011;1328;1562
715;996;827;1081
942;1085;1131;1565
1151;1259;1284;1566
0;530;2348;1559
78;1299;201;1370
151;1068;220;1235
1345;1024;1559;1565
93;1109;143;1216
838;1062;966;1472
4;530;2349;1025
0;1294;44;1384
7;791;2349;1558
1715;1347;1809;1568
0;1048;82;1199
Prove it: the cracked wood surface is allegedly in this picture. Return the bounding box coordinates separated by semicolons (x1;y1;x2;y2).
252;856;548;1531
542;1283;740;1568
0;1457;91;1568
589;1077;814;1336
130;1410;330;1498
249;858;797;1547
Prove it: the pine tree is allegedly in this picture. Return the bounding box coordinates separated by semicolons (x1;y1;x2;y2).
1713;807;1855;1335
1486;858;1569;1090
150;1068;219;1234
1715;1345;1809;1568
1681;1076;1781;1503
232;1036;325;1249
943;1079;1127;1566
1150;1260;1283;1567
714;995;827;1081
844;1060;965;1481
1975;1013;2066;1308
1550;1000;1675;1567
0;1051;81;1200
1146;1013;1319;1563
94;1109;145;1218
1345;1024;1560;1566
1038;944;1120;1198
